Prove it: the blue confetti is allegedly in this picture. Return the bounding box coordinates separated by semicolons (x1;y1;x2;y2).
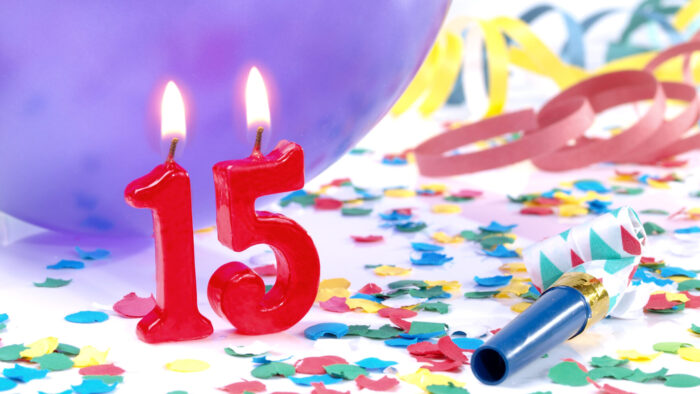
479;221;517;233
289;374;342;386
0;314;7;324
659;266;697;278
0;378;16;392
65;311;109;324
280;190;309;204
483;245;519;258
39;391;72;394
75;247;110;260
417;189;439;196
474;275;513;287
411;242;444;252
355;357;397;371
675;226;700;234
410;252;454;266
587;199;612;214
3;364;48;382
72;380;117;394
400;331;445;340
380;211;412;221
382;157;407;165
452;337;484;350
304;323;349;340
541;189;570;198
47;259;85;270
634;267;674;286
574;179;610;193
251;355;292;364
349;293;384;304
384;338;420;347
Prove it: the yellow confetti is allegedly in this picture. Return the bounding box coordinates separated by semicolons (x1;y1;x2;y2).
611;174;637;183
431;204;462;214
510;302;532;313
346;298;385;313
419;184;448;193
425;280;461;292
558;204;589;217
431;232;465;244
194;226;216;234
652;291;689;303
647;179;670;189
320;278;350;290
668;276;692;283
553;192;583;205
374;265;412;277
384;188;416;198
617;349;660;362
165;359;210;372
20;337;58;359
399;368;466;391
582;191;612;201
406;151;416;164
316;287;351;302
678;347;700;362
558;181;574;188
495;281;531;298
73;346;109;368
499;262;527;273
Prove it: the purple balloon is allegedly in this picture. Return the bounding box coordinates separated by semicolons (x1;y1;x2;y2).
0;1;449;235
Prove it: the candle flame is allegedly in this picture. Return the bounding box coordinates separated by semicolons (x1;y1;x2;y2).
161;81;186;141
245;67;270;129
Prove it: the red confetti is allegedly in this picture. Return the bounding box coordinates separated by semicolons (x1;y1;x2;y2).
407;341;443;358
355;375;399;391
640;256;657;265
295;356;348;374
311;382;350;394
79;364;125;376
253;264;276;277
378;308;417;319
358;283;382;294
681;291;700;308
389;315;411;332
393;208;413;216
112;292;156;318
315;197;343;210
319;297;350;313
218;380;266;393
533;197;561;206
421;359;463;372
323;178;352;188
644;293;682;311
437;336;468;364
520;206;554;215
351;235;384;243
452;189;483;199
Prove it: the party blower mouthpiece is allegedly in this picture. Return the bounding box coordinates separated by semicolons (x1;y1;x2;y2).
471;206;646;385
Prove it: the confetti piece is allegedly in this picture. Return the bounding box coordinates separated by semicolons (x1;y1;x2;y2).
384;189;416;198
0;378;16;392
358;283;382;294
574;179;609;193
414;301;449;314
653;342;692;354
384;338;420;347
510;302;532;313
548;361;589;386
83;375;123;385
112;292;156;318
352;325;403;340
464;291;499;299
65;311;109;324
73;346;109;368
218;380;266;393
452;337;484;350
71;380;117;394
2;363;48;382
644;293;682;312
377;308;417;319
678;280;700;291
56;343;80;356
431;204;462;214
591;356;628;368
79;364;125;376
34;277;72;288
320;297;351;313
558;204;589;217
324;364;368;380
412;242;444;252
664;374;700;387
691;324;700;335
396;222;427;233
356;375;400;391
616;350;660;362
341;207;373;217
408;321;446;336
660;266;696;278
399;368;465;391
474;275;512;287
165;359;209;373
304;323;349;340
374;265;412;276
310;382;349;394
587;367;634;380
483;245;519;258
678;347;700;362
315;198;342;210
251;362;296;379
409;286;449;299
437;336;467;364
47;259;85;269
32;353;73;371
351;235;384;243
346;298;385;313
290;374;343;386
431;232;464;244
520;206;554;215
20;337;58;358
426;382;469;394
320;278;351;289
224;341;269;358
675;226;700;234
411;252;454;266
0;345;25;362
75;247;110;260
294;356;347;374
479;221;516;233
355;358;397;371
317;288;351;302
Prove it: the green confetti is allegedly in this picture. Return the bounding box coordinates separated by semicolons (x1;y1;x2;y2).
648;303;685;313
408;321;446;335
508;194;538;203
625;367;668;383
459;230;480;241
346;325;370;336
678;279;700;291
548;361;589;386
653;342;692;354
395;222;427;233
56;343;80;356
409;286;447;299
691;324;700;335
464;291;499;299
32;352;74;371
643;221;666;235
324;364;368;380
639;209;669;215
444;196;473;202
34;277;72;288
167;391;188;394
349;148;372;155
279;193;318;208
611;186;644;195
664;374;700;388
0;344;26;361
0;323;5;330
250;362;295;379
341;207;372;216
224;347;265;358
426;382;469;394
362;325;403;340
480;236;515;249
587;367;634;380
388;280;427;289
414;301;449;314
83;375;124;384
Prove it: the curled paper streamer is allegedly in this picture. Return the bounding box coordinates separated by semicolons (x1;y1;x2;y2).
522;206;647;314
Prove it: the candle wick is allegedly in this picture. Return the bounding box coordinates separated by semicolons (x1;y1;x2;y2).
253;126;264;153
167;137;179;162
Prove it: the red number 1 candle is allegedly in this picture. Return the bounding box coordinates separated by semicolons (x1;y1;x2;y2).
124;82;213;343
208;67;321;334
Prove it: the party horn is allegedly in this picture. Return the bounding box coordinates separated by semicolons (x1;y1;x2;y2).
471;206;646;385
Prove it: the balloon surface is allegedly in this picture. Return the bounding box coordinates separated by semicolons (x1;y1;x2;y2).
0;0;449;235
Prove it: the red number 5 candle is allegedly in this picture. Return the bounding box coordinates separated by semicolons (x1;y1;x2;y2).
208;68;321;334
124;82;214;343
